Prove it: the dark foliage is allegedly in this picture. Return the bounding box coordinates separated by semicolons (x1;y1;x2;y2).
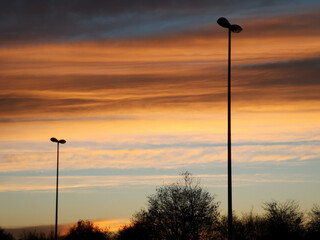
0;227;14;240
306;204;320;239
217;200;308;240
116;211;154;240
262;200;305;240
216;210;267;240
64;220;111;240
18;230;53;240
235;211;267;240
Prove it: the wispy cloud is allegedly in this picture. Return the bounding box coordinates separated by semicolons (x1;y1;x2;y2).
1;172;318;193
1;138;319;173
0;175;193;192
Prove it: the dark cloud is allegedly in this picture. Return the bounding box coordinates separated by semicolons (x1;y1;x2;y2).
0;94;101;115
155;7;320;43
240;10;320;38
0;90;225;118
0;67;224;92
230;57;320;104
1;54;319;118
0;0;267;19
236;57;320;87
240;57;320;71
0;115;134;123
0;0;295;45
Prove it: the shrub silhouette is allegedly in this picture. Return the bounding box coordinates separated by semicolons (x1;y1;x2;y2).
262;200;305;240
0;227;14;240
306;204;320;239
18;230;51;240
215;211;266;240
116;211;153;240
65;220;111;240
236;210;266;240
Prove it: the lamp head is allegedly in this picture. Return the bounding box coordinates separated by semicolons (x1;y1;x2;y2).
217;17;242;33
51;137;66;144
230;24;242;33
217;17;231;29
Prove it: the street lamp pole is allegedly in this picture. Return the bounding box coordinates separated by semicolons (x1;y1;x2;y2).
50;137;66;240
227;26;233;240
217;17;242;240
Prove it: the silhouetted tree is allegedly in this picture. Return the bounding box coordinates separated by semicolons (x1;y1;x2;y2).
116;224;147;240
116;211;154;240
306;204;320;239
262;200;305;240
0;227;14;240
236;210;266;240
65;220;111;240
215;211;267;240
18;230;49;240
118;172;220;240
117;197;320;240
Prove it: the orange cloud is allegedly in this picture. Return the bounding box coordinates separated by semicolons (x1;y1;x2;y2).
1;9;320;121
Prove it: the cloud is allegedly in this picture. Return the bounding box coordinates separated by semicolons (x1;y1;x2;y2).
1;171;318;193
1;63;319;119
0;0;314;45
1;137;319;173
0;0;214;44
0;174;197;192
237;57;320;87
1;55;320;118
230;57;320;104
1;7;320;119
1;5;320;119
239;9;320;38
0;147;225;173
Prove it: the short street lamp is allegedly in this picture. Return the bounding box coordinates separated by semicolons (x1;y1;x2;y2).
50;137;66;240
217;17;242;240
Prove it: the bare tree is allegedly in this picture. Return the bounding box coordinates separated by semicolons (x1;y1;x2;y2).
263;200;304;240
119;172;220;240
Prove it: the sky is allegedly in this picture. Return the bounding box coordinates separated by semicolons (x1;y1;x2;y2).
1;0;320;232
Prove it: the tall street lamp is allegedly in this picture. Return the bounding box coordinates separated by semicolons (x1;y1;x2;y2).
50;137;66;240
217;17;242;240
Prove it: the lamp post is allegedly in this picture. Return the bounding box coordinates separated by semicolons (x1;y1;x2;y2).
50;137;66;240
217;17;242;240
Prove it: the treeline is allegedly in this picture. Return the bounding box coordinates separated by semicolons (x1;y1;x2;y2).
1;172;319;240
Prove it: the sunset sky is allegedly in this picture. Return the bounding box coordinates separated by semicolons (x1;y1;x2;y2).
1;0;320;231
